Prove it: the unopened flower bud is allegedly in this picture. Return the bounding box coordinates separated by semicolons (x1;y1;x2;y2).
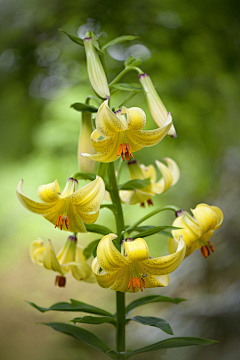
84;34;110;100
78;112;95;173
138;73;177;138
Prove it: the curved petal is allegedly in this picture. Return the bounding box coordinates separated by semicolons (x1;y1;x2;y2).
66;176;105;211
29;239;45;265
127;119;172;148
43;200;65;226
143;274;169;288
122;106;146;131
155;160;173;193
172;216;200;250
140;164;157;183
124;238;149;263
191;204;222;234
77;210;99;224
66;204;87;233
97;234;129;272
119;190;133;204
140;237;186;275
129;189;154;205
43;240;64;275
163;158;180;186
90;129;115;153
211;206;224;230
56;237;76;272
16;180;59;215
96;100;127;137
37;180;60;203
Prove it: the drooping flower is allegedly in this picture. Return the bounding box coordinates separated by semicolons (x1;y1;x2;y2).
16;176;105;233
168;204;224;258
120;158;180;207
30;235;94;286
80;100;173;163
138;73;177;138
78;111;96;173
92;233;186;292
84;33;110;100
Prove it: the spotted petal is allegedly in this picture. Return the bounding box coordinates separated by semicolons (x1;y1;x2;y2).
37;180;60;203
122;106;146;131
97;234;128;272
96;100;127;137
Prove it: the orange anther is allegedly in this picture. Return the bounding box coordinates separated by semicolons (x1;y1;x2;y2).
207;241;214;252
117;143;134;161
117;144;123;156
123;143;127;154
55;215;69;230
125;151;130;161
128;279;131;289
201;245;210;258
140;202;145;208
141;278;146;288
147;199;153;206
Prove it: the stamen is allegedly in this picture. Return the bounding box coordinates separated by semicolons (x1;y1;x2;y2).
55;275;66;287
140;202;145;208
117;143;134;161
147;199;153;206
201;245;210;258
128;279;131;289
208;241;215;252
55;215;69;230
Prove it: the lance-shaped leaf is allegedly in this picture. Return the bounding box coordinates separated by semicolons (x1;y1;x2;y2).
85;224;113;235
59;29;84;46
125;295;186;315
71;172;97;181
87;31;103;53
42;322;111;353
124;56;142;68
102;35;138;51
111;83;143;92
100;204;117;214
119;179;151;190
126;337;218;358
71;102;98;113
27;299;115;318
69;315;117;326
83;239;101;259
130;316;173;335
133;226;172;237
131;226;180;239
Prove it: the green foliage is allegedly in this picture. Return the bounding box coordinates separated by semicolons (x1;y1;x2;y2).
83;239;101;259
69;315;117;326
102;35;139;51
124;56;143;68
28;299;115;318
130;316;173;335
59;29;84;46
111;83;143;92
118;178;151;190
42;322;111;353
70;102;98;112
85;224;113;235
131;225;179;239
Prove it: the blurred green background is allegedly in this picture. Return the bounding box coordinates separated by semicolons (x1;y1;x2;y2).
1;0;240;359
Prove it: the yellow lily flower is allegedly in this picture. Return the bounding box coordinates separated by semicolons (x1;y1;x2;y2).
16;176;105;233
138;73;177;138
30;235;94;287
92;234;186;293
168;204;224;258
78;111;96;173
80;100;173;163
120;158;180;207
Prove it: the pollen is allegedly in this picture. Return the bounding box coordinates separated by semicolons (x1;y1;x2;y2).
128;276;146;292
55;215;69;230
117;143;134;161
201;240;215;258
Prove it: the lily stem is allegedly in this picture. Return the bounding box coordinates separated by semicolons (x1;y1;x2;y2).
126;205;180;233
116;291;126;353
109;66;144;88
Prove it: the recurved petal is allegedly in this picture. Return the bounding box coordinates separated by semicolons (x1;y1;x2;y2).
43;240;64;275
143;274;169;288
29;239;46;265
65;176;105;211
37;180;60;203
17;180;59;215
164;158;180;186
127;119;172;148
66;204;87;232
129;189;154;205
97;233;129;272
140;164;157;183
140;236;186;275
77;210;99;224
191;204;223;234
96;100;127;137
90;129;115;153
155;160;173;193
119;190;133;204
122;106;146;131
124;238;149;263
172;216;200;249
209;206;224;230
92;257;122;288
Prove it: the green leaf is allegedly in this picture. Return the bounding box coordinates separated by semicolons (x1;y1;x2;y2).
83;239;101;259
59;29;84;46
126;337;218;358
124;55;143;68
107;349;133;359
71;102;98;113
100;204;118;214
125;295;186;315
85;224;112;235
130;316;173;335
102;35;138;51
118;178;151;190
72;172;97;181
131;226;179;239
88;31;103;53
69;315;116;326
111;83;143;92
42;322;111;353
27;299;115;318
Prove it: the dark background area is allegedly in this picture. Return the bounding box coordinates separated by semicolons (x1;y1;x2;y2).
0;0;240;359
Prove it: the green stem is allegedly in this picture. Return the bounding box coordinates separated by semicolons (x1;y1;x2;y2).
126;205;180;233
116;291;125;353
109;66;143;88
108;162;125;242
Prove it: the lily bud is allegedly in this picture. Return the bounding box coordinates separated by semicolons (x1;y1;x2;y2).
78;112;95;173
84;34;110;100
138;73;177;138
